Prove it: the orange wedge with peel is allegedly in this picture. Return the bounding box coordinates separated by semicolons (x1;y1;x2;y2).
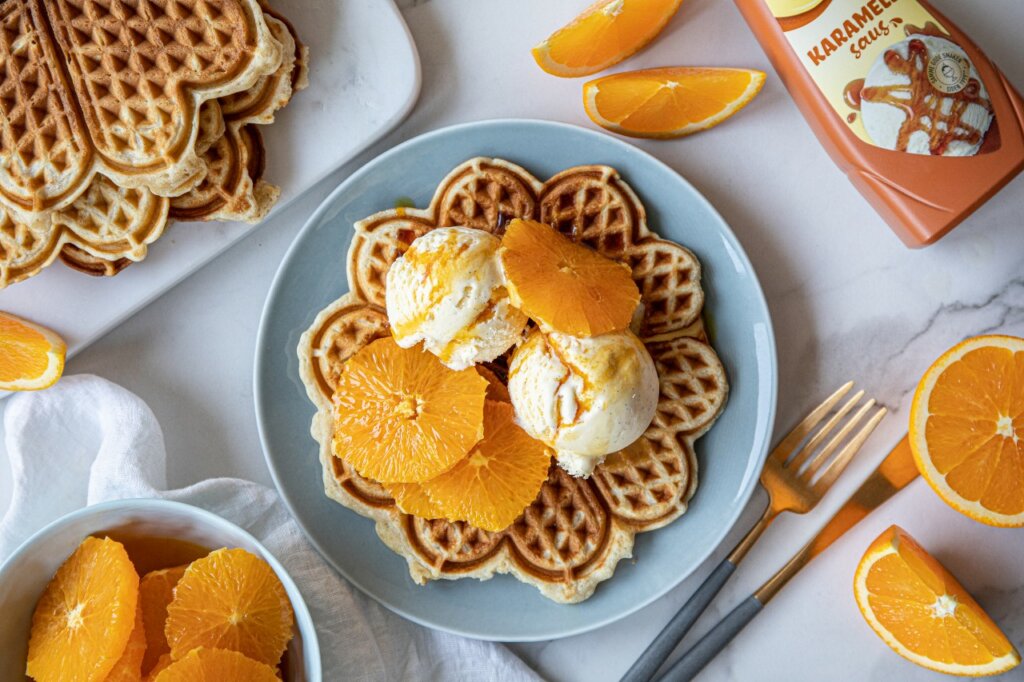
854;526;1020;676
499;219;640;337
533;0;684;78
583;67;766;139
909;335;1024;527
332;336;488;484
423;401;552;532
0;312;66;391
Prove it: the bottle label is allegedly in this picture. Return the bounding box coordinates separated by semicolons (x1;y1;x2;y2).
767;0;996;157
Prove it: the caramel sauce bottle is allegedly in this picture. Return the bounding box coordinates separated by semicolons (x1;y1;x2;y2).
734;0;1024;246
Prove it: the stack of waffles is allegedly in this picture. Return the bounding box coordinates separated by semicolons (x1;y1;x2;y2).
298;158;730;603
0;0;308;287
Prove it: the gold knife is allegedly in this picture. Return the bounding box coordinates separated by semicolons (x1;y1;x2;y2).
654;436;920;682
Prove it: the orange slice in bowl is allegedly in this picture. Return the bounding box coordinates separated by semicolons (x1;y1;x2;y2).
423;401;551;532
499;219;640;337
106;605;147;682
165;548;294;666
151;648;279;682
26;536;140;682
332;337;488;483
139;565;187;674
533;0;685;78
583;67;766;139
0;312;66;391
854;525;1020;676
909;335;1024;527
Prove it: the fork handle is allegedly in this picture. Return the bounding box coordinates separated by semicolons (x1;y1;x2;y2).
654;596;764;682
620;559;737;682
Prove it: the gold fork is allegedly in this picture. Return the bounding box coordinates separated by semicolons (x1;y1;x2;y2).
622;382;887;682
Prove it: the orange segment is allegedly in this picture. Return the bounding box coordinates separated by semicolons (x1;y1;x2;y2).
583;67;766;138
332;336;488;483
385;482;445;519
139;566;187;675
533;0;684;78
854;526;1020;676
423;401;552;532
26;536;140;682
105;605;147;682
909;335;1024;527
499;219;640;337
0;312;66;391
164;549;294;667
151;648;279;682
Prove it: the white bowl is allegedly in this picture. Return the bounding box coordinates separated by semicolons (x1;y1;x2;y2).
0;498;321;681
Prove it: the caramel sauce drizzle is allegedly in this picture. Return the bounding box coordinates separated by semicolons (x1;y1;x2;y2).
859;39;992;155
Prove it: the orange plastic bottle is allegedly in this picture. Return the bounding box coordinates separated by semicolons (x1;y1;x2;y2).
733;0;1024;246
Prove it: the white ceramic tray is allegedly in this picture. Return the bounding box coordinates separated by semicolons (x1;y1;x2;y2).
0;0;420;358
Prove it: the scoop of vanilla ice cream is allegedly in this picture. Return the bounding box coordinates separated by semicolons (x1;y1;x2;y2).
385;227;528;370
862;36;992;157
508;328;660;477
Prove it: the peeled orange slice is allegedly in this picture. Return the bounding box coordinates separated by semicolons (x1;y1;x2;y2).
0;312;66;391
909;335;1024;527
499;219;640;337
165;549;294;667
106;605;147;682
854;526;1021;676
145;654;173;682
151;648;279;682
477;365;511;402
423;401;552;532
139;565;187;675
333;337;488;483
386;482;445;519
26;536;140;682
583;67;766;138
533;0;684;78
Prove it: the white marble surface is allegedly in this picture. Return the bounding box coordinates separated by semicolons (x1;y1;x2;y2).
3;0;1024;680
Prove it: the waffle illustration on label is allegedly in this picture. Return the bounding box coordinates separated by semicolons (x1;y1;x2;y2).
298;158;729;603
0;0;308;288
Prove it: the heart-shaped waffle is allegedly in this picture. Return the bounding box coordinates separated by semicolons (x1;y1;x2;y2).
298;158;729;603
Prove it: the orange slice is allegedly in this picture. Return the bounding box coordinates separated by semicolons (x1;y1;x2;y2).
533;0;684;78
499;219;640;337
139;565;187;675
909;335;1024;527
165;548;294;667
423;401;551;532
386;482;445;519
332;336;488;483
151;648;279;682
477;365;511;402
26;536;140;682
106;605;147;682
583;67;766;138
854;525;1021;676
0;312;66;391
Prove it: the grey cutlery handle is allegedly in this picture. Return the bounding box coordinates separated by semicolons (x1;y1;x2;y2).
654;595;764;682
620;559;737;682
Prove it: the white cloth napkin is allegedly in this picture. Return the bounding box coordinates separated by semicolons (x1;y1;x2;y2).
0;375;541;682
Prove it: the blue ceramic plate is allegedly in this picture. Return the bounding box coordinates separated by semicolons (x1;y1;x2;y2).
255;119;777;641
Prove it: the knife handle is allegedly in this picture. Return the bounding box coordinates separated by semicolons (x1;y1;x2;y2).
620;559;737;682
654;596;764;682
